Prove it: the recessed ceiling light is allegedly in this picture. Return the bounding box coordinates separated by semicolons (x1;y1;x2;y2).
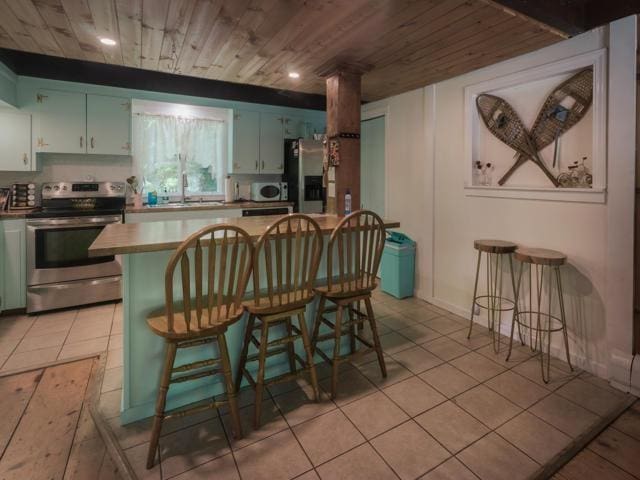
99;37;117;46
288;71;300;79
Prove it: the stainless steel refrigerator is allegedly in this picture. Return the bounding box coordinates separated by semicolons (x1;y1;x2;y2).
284;139;324;213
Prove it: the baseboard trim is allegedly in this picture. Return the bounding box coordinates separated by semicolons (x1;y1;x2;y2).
421;294;611;382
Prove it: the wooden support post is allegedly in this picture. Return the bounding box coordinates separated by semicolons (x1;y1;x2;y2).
321;66;363;215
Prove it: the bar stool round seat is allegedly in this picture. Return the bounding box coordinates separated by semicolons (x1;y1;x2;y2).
514;247;566;266
474;239;518;254
468;239;519;353
507;246;573;383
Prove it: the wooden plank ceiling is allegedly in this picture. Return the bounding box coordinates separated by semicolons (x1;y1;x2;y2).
0;0;565;101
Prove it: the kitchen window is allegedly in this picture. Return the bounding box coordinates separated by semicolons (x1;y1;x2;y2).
131;101;230;199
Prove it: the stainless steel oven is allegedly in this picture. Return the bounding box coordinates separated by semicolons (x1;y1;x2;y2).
26;181;125;313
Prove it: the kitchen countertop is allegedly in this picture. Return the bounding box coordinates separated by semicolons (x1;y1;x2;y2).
0;210;36;220
89;214;400;257
125;201;293;214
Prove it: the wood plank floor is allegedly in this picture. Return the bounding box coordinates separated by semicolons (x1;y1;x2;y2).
555;400;640;480
0;359;122;480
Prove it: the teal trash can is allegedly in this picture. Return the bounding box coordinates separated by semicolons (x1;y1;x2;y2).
380;232;416;298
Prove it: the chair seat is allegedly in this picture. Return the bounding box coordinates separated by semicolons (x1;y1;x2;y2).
315;279;376;299
244;289;314;316
514;247;566;266
474;239;517;254
146;302;244;340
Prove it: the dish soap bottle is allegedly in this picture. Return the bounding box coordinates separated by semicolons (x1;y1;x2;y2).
344;189;352;215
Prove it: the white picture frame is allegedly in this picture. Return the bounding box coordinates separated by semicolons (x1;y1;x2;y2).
463;48;607;203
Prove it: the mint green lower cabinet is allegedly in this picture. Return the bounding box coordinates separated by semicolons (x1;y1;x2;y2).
0;219;26;312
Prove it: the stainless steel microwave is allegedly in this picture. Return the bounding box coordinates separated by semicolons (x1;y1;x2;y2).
250;182;288;202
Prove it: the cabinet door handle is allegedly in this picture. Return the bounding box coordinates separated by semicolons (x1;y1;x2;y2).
261;160;265;170
36;93;48;103
37;137;49;148
80;136;83;148
23;153;28;165
90;137;95;149
122;142;131;151
255;160;258;171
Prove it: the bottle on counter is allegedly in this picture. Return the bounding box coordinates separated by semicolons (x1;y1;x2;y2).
344;189;352;215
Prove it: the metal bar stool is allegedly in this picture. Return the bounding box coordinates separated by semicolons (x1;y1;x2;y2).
506;247;573;383
468;239;519;353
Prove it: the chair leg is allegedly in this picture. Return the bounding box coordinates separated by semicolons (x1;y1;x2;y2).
235;314;255;393
506;261;524;362
348;302;356;354
286;316;297;375
311;296;326;356
297;311;320;402
331;305;343;399
218;333;242;440
254;318;269;429
467;250;482;339
555;266;573;371
146;341;177;469
364;297;387;377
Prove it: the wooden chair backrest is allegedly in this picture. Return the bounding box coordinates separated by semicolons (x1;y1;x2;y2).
327;210;386;294
252;214;323;309
165;225;254;333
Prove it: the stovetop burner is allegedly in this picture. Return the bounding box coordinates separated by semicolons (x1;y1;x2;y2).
26;208;124;219
30;181;127;219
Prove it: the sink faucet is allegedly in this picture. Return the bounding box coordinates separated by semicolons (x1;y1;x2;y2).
180;171;188;203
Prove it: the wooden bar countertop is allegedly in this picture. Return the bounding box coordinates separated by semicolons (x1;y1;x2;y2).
89;214;400;257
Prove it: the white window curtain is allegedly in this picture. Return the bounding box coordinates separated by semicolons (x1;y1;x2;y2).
132;113;226;194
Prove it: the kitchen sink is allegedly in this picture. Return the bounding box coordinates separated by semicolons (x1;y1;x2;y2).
159;201;225;208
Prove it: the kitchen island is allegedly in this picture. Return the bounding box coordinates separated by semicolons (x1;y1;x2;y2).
89;214;399;424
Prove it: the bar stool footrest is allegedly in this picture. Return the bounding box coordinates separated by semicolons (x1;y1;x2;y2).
473;295;516;311
170;367;222;384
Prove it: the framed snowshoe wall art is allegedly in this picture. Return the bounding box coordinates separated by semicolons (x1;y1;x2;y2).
464;48;607;203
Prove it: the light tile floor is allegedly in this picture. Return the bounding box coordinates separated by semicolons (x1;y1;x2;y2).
86;291;636;480
0;301;121;373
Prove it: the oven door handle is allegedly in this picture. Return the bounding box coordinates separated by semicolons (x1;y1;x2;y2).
27;217;122;228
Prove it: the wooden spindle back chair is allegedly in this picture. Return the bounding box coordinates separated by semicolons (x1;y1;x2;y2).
311;210;387;399
236;214;323;428
326;210;386;296
163;225;253;332
146;225;253;469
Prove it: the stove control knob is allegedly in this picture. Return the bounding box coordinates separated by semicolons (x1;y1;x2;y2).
62;185;67;190
44;185;51;191
53;185;60;191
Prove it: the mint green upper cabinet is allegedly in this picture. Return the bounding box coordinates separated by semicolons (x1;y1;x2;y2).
0;219;26;311
259;113;284;174
231;110;260;174
87;94;131;155
34;89;86;154
0;110;31;171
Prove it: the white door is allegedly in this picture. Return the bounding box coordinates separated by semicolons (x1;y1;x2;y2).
360;115;386;216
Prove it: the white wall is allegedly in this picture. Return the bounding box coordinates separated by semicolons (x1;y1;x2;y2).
364;18;637;387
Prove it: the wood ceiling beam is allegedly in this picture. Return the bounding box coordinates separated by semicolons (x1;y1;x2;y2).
486;0;640;37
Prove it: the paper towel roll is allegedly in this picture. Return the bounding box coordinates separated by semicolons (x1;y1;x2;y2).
224;176;234;203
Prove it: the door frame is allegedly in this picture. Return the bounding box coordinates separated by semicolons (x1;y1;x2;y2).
361;106;389;216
